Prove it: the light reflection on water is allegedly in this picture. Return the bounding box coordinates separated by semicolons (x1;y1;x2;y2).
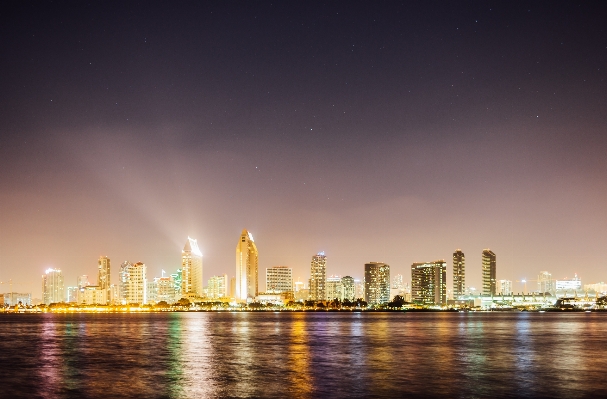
1;312;607;398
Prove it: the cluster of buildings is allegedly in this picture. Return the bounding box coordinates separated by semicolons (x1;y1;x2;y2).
3;230;604;308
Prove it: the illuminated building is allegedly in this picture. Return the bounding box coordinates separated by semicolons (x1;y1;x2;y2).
453;249;465;298
230;276;236;298
411;261;447;305
266;266;293;294
182;237;203;297
365;262;390;305
341;276;355;301
98;256;110;304
294;280;305;292
3;293;31;306
354;279;364;299
309;252;327;301
235;229;259;300
78;275;90;289
326;275;343;300
556;274;582;291
42;268;64;305
482;249;496;296
67;287;78;303
208;274;229;298
82;286;106;305
119;261;147;304
497;280;512;295
171;269;182;296
537;271;555;294
156;276;177;303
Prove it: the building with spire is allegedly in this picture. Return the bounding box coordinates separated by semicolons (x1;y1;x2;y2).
453;249;465;299
235;229;258;301
482;249;497;296
309;252;327;301
182;237;203;297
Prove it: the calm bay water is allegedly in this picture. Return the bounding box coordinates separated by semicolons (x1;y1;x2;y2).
1;312;606;398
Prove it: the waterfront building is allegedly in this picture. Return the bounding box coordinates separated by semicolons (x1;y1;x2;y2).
556;274;582;291
326;275;343;301
208;274;229;298
341;276;355;301
81;286;106;305
294;280;305;292
235;229;259;301
155;276;176;303
3;292;31;306
294;288;310;301
42;268;64;305
182;237;203;297
67;287;79;303
77;275;90;289
309;252;327;301
354;279;364;299
453;249;465;298
411;261;447;306
392;274;404;291
266;266;293;294
365;262;390;305
482;249;497;296
119;261;147;304
147;280;158;303
171;269;182;297
497;280;513;295
98;256;111;304
230;276;236;298
537;271;554;294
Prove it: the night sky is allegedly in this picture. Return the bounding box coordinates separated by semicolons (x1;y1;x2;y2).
1;1;606;297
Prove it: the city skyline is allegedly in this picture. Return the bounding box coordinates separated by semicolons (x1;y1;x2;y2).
1;2;606;297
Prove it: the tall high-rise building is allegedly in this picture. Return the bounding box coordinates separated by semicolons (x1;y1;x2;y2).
182;237;203;297
537;271;554;294
98;256;111;304
266;266;293;294
354;279;364;299
77;275;90;289
365;262;390;305
326;276;343;301
42;268;64;305
235;229;259;301
497;280;512;295
411;261;447;305
341;276;355;301
208;274;229;298
482;249;497;296
453;249;465;298
119;261;147;304
309;252;327;301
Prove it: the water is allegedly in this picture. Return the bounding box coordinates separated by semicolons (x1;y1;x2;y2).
1;312;606;398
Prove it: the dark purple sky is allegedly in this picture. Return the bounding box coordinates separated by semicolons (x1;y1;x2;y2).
1;1;606;297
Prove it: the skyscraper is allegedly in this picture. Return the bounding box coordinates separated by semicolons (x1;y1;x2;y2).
42;268;64;305
309;252;327;301
182;237;203;297
235;229;259;301
98;256;110;304
119;261;147;304
341;276;355;301
482;249;497;296
537;271;554;294
453;249;465;299
266;266;293;294
208;274;229;298
411;261;447;305
365;262;390;305
326;275;343;301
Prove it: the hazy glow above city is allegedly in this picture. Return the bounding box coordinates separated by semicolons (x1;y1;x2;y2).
0;2;606;298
